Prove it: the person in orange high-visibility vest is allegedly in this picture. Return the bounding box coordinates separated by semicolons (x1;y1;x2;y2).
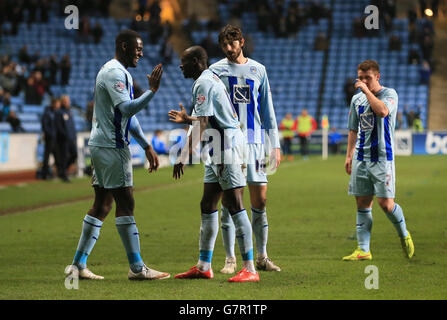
294;109;317;159
279;112;296;160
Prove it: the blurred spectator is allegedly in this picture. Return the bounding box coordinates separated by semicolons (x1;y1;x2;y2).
314;32;328;51
160;37;174;65
0;63;18;94
151;130;169;155
353;18;366;38
184;13;200;34
49;55;59;85
328;127;342;154
18;46;31;64
286;5;300;35
256;3;271;32
148;0;163;44
295;109;317;160
1;91;12;121
56;95;77;182
201;33;220;58
388;35;402;51
6;110;24;132
25;71;46;105
396;111;404;130
92;23;104;44
243;34;254;57
408;48;421;64
413;114;424;132
41;97;62;179
344;78;355;106
420;34;434;63
279;112;295;161
404;105;421;129
419;60;431;84
40;0;50;23
408;21;417;43
78;17;92;43
27;0;38;26
60;54;71;86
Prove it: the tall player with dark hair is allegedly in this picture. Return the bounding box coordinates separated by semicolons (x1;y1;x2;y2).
209;25;281;273
343;60;414;261
65;30;170;280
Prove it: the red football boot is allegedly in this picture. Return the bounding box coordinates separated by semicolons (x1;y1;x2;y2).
228;267;260;282
174;265;214;279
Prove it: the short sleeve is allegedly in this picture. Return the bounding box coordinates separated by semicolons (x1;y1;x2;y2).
192;79;214;117
104;68;131;107
347;96;358;131
381;89;398;116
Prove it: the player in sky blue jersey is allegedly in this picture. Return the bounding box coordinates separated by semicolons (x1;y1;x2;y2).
343;60;414;261
209;25;281;273
66;30;170;281
169;46;259;282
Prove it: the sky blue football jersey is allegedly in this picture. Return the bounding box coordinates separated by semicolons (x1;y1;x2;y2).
348;86;398;162
209;58;280;149
191;69;242;150
89;58;135;149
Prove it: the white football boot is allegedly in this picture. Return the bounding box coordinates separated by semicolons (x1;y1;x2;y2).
128;264;170;280
220;257;237;274
256;256;281;272
65;265;104;280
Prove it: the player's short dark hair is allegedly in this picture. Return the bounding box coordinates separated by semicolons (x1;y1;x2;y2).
358;60;380;73
184;45;208;66
115;29;141;53
218;24;243;45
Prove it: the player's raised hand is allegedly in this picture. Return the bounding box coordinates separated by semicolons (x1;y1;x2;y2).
354;79;369;94
173;163;184;179
148;64;163;92
145;145;159;173
168;103;189;124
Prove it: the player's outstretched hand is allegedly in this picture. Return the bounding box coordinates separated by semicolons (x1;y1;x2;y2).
173;163;184;179
145;145;159;173
168;103;189;124
148;64;163;93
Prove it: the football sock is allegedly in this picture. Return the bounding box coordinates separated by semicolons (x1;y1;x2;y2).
72;214;103;270
251;207;268;256
385;203;408;238
231;209;256;273
197;211;219;272
116;216;145;274
220;205;236;258
356;208;373;253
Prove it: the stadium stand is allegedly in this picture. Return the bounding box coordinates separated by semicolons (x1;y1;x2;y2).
0;0;434;134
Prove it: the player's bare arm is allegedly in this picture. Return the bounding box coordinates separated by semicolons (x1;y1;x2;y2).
144;145;159;173
172;115;208;179
345;130;357;175
355;78;388;118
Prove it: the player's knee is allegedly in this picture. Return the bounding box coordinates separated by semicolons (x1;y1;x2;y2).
200;200;217;214
252;197;267;211
378;199;394;213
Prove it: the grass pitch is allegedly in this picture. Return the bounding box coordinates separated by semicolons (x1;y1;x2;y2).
0;155;446;300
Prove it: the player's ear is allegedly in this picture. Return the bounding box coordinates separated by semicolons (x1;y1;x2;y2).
240;38;245;48
121;42;127;53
